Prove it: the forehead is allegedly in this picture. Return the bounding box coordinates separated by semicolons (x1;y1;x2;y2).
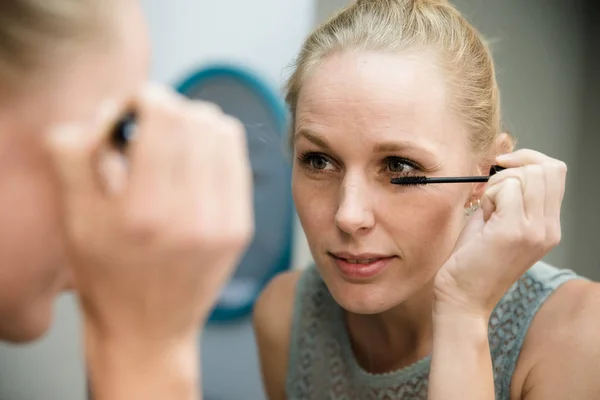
296;50;460;147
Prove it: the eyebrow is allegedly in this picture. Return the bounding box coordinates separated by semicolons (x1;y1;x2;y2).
294;128;438;158
294;129;331;150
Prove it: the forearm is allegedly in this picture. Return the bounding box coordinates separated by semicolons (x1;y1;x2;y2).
85;327;201;400
428;312;494;400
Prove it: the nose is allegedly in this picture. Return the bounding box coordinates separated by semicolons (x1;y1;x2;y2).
335;177;375;235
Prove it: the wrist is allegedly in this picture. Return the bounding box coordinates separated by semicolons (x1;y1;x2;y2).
432;310;489;348
429;311;494;400
432;297;492;321
85;322;200;400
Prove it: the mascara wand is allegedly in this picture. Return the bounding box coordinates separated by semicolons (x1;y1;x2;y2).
391;165;506;186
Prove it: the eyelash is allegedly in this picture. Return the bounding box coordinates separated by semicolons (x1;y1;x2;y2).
297;151;422;177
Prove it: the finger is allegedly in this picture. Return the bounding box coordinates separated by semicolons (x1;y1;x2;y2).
495;148;560;168
177;101;226;191
45;100;121;210
496;148;567;236
207;120;253;284
221;116;254;242
543;161;568;208
458;207;485;247
487;166;546;223
482;177;525;225
521;165;546;223
542;161;567;241
480;190;495;222
127;85;185;201
183;104;221;230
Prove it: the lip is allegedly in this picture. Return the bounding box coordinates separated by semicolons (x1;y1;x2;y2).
329;252;395;280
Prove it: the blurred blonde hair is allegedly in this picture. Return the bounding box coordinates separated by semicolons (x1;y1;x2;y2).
286;0;511;154
0;0;106;93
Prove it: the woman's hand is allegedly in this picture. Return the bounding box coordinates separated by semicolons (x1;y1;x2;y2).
432;149;567;320
44;84;254;399
428;149;567;400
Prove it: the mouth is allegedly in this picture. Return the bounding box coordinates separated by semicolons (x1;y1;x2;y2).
328;252;396;280
338;257;381;264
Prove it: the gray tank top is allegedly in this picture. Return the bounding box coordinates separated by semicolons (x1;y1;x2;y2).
286;261;583;399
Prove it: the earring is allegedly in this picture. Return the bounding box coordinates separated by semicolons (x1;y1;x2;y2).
464;199;481;216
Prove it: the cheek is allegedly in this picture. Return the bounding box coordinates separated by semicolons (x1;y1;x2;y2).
382;187;466;262
0;141;65;294
292;170;336;236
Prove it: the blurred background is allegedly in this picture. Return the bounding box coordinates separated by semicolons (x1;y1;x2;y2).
0;0;598;399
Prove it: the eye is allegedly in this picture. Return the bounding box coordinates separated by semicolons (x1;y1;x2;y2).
384;156;417;175
308;154;330;170
298;152;335;172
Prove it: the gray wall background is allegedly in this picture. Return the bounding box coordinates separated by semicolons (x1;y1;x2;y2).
0;1;597;400
572;0;600;278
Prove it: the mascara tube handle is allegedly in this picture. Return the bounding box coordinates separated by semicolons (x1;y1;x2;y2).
489;165;505;176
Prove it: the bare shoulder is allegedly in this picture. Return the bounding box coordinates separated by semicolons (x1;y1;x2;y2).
254;270;302;343
512;279;600;399
253;270;302;400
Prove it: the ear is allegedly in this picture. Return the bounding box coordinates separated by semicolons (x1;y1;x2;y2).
493;132;516;156
465;132;515;208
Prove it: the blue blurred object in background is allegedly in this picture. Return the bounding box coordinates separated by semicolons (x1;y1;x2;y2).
175;63;295;399
175;64;294;323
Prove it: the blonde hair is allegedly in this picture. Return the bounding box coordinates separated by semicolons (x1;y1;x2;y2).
0;0;106;92
286;0;509;154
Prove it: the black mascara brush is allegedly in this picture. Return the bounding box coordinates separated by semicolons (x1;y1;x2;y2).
391;165;506;186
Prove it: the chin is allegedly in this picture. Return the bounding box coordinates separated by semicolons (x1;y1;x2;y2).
0;300;55;344
339;299;392;315
0;323;52;345
332;288;400;315
318;269;405;315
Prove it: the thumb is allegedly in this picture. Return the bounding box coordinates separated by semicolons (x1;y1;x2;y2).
45;100;121;211
454;207;484;251
481;182;502;223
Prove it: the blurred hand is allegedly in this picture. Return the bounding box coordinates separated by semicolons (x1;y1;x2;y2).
433;149;567;319
45;84;254;344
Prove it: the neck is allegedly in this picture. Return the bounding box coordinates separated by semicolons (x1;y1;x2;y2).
345;281;434;374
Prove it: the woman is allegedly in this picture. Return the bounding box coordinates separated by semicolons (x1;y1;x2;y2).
0;0;253;399
253;0;600;399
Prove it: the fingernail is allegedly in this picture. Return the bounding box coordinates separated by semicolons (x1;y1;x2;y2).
495;153;511;162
